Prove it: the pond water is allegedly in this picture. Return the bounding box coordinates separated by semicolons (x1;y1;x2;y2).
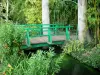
25;46;100;75
57;55;100;75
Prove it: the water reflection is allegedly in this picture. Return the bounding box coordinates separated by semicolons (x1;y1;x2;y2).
57;55;100;75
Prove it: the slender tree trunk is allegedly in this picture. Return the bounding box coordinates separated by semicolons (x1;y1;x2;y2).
42;0;50;35
6;0;9;22
78;0;91;43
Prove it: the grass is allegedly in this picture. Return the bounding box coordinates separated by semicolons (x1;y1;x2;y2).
0;50;64;75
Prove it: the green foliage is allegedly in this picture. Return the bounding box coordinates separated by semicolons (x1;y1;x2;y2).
63;40;84;54
25;50;62;75
87;0;100;26
63;40;100;69
9;0;26;23
1;0;78;25
0;0;7;20
81;44;100;68
24;0;42;24
0;50;63;75
0;52;26;75
87;0;100;43
0;22;25;59
50;0;77;25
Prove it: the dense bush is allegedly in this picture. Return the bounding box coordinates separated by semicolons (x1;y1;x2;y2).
0;22;25;74
0;22;25;59
0;50;63;75
64;40;100;69
25;50;63;75
81;44;100;68
64;40;84;54
0;52;26;75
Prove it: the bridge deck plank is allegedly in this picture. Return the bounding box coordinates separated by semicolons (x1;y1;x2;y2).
30;35;66;44
22;34;76;45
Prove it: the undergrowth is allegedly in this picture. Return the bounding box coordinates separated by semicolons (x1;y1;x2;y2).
64;40;100;69
0;50;64;75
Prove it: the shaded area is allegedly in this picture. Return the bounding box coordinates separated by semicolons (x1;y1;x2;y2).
57;55;100;75
24;46;100;75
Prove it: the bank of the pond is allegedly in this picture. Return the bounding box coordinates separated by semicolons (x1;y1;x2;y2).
57;55;100;75
24;46;100;75
1;44;100;75
64;40;100;70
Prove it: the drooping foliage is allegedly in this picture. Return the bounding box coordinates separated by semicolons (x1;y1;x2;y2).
87;0;100;43
0;0;42;24
50;0;77;25
0;0;78;25
9;0;26;23
24;0;42;24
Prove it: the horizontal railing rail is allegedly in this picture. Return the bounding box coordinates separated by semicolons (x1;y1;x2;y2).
15;24;74;47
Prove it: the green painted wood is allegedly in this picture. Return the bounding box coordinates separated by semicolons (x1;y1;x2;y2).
65;25;73;40
26;28;31;47
16;24;75;49
48;28;52;44
66;27;70;40
21;41;65;49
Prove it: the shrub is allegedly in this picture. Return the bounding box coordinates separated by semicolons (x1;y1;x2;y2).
81;44;100;68
0;52;27;75
0;50;63;75
63;40;100;69
25;50;62;75
63;40;84;54
0;22;25;59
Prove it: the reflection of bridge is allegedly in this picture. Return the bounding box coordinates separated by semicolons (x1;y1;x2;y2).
17;24;76;49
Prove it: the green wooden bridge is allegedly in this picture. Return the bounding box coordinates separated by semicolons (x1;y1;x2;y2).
17;24;76;49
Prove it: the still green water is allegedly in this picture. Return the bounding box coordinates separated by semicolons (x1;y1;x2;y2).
57;55;100;75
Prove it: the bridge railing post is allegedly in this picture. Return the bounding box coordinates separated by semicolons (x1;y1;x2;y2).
66;26;70;40
54;25;58;35
48;28;52;44
26;28;31;47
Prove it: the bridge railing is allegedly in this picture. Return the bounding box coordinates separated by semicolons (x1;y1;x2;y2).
15;24;73;47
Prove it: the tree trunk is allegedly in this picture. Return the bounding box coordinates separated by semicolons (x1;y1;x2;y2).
42;0;50;35
6;0;9;22
78;0;91;43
